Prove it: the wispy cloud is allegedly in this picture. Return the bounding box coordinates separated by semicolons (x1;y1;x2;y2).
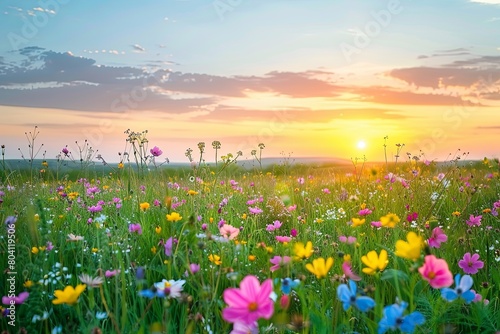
132;44;146;53
470;0;500;4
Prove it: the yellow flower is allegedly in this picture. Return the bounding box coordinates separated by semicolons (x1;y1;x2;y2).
305;257;334;279
42;160;48;167
31;247;39;254
483;208;491;214
68;192;79;200
351;217;365;227
118;162;124;169
34;214;40;222
242;213;247;220
361;250;389;275
452;211;461;217
209;217;214;223
155;226;162;234
151;246;157;254
315;218;324;223
208;254;222;265
140;202;150;211
248;255;256;261
395;232;424;261
293;241;314;260
52;284;86;305
24;280;33;288
380;213;400;228
166;212;182;222
91;248;99;253
187;189;198;196
266;246;273;254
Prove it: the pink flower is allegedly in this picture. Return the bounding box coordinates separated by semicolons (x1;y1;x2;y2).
322;188;331;194
220;224;240;240
338;236;356;244
466;214;482;227
266;220;282;232
290;229;298;237
2;292;29;305
406;212;418;223
287;205;297;212
150;146;163;157
128;223;142;235
269;256;291;272
105;269;120;278
248;207;263;215
418;255;453;289
231;321;259;334
297;177;305;185
358;208;372;216
458;252;484;275
427;227;447;248
341;261;361;281
222;275;274;325
276;236;291;243
61;147;69;155
371;221;382;228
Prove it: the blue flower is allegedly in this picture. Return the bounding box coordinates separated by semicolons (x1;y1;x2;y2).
279;278;300;295
441;273;475;303
337;280;375;312
138;288;156;298
378;300;425;334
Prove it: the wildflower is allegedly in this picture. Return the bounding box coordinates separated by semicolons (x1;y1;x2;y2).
427;227;447;248
188;263;200;275
441;274;475;303
96;311;108;320
166;212;182;222
279;278;300;295
305;257;334;279
293;241;314;260
269;256;291;272
290;229;298;237
118;162;124;169
220;224;240;240
276;236;292;243
350;217;365;227
231;321;259;334
452;211;461;217
67;233;84;241
105;270;120;278
209;254;222;265
248;207;263;215
128;223;142;234
23;280;33;289
358;208;372;216
187;189;198;196
2;292;29;305
266;220;282;231
248;255;256;261
361;249;389;275
406;212;418;223
78;274;104;288
222;275;274;325
155;279;185;299
466;214;482;227
139;202;150;211
337;280;375;312
378;300;425;334
395;232;424;261
150;146;163;157
155;226;162;234
52;284;86;305
418;255;453;289
458;252;484;275
380;213;400;228
342;260;362;281
371;221;382;228
164;237;176;256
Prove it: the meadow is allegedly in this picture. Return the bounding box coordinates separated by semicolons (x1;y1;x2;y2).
1;130;500;334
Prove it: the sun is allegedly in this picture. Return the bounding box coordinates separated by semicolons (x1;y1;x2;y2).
357;140;366;149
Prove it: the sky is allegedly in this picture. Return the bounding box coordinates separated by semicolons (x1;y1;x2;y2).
0;0;499;164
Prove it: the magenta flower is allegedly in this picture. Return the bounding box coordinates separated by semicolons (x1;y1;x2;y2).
222;275;274;325
338;236;356;244
371;221;382;228
105;269;120;278
290;229;298;237
458;252;484;274
466;214;482;227
342;261;362;281
61;147;69;155
418;255;453;289
2;292;29;305
150;146;163;157
276;236;292;243
128;223;142;235
164;237;177;256
248;207;263;215
266;220;282;232
269;255;291;272
358;208;372;216
407;212;418;223
427;227;448;248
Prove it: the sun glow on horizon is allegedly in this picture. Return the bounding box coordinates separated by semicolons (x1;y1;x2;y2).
357;140;367;150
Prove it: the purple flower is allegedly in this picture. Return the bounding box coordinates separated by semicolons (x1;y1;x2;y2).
466;214;482;227
88;205;103;213
62;147;69;155
4;216;16;227
248;207;263;215
150;146;163;157
2;292;29;305
427;227;447;249
188;263;200;274
290;229;298;237
164;237;176;256
128;223;142;235
458;253;484;274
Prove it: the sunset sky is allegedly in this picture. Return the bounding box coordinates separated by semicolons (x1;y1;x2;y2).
1;0;499;163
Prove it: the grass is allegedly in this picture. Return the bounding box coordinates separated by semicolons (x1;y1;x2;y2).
1;145;500;333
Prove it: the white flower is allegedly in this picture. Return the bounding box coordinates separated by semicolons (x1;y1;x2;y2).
154;279;186;299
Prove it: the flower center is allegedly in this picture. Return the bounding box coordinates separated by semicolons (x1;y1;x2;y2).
248;302;258;312
428;271;436;279
468;261;473;267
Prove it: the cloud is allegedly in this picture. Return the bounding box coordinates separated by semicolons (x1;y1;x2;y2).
132;44;146;53
470;0;500;4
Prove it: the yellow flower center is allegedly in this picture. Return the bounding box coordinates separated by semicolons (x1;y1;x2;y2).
248;302;258;312
428;271;436;279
